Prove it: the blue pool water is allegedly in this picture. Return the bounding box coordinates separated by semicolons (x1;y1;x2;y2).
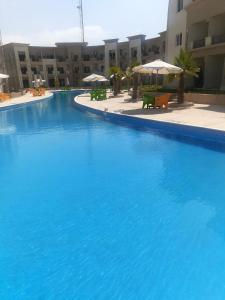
0;91;225;299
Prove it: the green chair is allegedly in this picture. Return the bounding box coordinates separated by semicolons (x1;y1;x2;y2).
142;94;155;109
97;89;107;101
90;90;98;101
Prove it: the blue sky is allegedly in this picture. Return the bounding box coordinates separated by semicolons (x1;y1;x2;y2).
0;0;169;45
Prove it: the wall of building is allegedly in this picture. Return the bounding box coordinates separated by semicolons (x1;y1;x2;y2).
1;33;165;91
185;0;225;89
166;0;192;63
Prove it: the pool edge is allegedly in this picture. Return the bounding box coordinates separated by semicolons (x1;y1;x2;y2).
0;93;54;112
74;95;225;146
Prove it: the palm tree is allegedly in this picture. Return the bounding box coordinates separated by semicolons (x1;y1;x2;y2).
125;67;133;92
171;49;200;103
109;66;123;96
126;61;140;100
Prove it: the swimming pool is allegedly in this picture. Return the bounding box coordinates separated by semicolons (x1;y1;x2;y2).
0;91;225;299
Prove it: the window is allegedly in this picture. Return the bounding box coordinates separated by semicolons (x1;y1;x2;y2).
98;54;104;61
83;55;90;61
57;67;64;74
21;66;27;75
18;51;26;62
22;79;29;88
30;55;40;62
177;0;183;12
152;45;160;55
176;33;183;46
73;55;79;62
43;54;54;59
83;66;90;73
31;67;37;74
109;50;116;60
47;66;54;75
56;56;66;62
131;47;138;59
59;78;65;87
74;67;79;74
48;78;55;87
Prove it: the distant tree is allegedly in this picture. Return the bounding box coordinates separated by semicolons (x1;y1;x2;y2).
126;61;140;100
109;66;123;96
55;77;60;89
169;49;200;103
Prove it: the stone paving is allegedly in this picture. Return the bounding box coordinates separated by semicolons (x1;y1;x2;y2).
76;92;225;132
0;91;53;109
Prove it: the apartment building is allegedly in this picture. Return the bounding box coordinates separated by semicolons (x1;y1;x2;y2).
166;0;192;63
166;0;225;90
186;0;225;89
1;33;166;92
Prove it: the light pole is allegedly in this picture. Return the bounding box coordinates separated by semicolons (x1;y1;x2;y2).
77;0;85;44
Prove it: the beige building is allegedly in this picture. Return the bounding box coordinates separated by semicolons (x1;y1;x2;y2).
166;0;193;63
186;0;225;89
1;34;166;92
2;1;225;92
166;0;225;90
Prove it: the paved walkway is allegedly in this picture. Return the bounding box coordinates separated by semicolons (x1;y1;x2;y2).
76;92;225;132
0;91;53;109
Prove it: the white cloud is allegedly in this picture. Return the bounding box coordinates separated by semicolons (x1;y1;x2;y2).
3;26;110;46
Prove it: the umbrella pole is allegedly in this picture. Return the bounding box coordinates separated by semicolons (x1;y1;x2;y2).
156;70;159;91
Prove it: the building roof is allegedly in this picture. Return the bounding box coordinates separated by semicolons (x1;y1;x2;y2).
3;42;30;47
56;42;88;47
127;34;146;41
103;39;119;44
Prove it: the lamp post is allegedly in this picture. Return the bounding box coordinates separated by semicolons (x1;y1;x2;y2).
77;0;85;44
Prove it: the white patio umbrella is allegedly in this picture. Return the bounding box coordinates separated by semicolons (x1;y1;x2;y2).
133;59;183;86
0;73;9;79
133;60;182;75
98;78;109;82
32;78;46;88
82;73;108;82
0;73;9;92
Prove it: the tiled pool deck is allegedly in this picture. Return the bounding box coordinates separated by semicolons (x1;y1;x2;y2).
76;92;225;132
0;91;53;109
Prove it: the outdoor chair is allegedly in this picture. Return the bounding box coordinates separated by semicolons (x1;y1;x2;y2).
90;89;107;101
0;93;11;101
90;90;98;101
32;89;39;97
39;88;46;96
142;94;155;109
154;93;171;109
97;89;107;101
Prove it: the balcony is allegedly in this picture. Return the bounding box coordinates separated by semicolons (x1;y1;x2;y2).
212;34;225;45
193;38;205;49
30;55;41;62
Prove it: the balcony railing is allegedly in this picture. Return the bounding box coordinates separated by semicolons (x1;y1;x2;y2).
193;39;205;49
212;34;225;45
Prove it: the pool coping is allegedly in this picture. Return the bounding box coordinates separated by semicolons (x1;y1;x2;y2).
0;93;54;112
74;95;225;147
